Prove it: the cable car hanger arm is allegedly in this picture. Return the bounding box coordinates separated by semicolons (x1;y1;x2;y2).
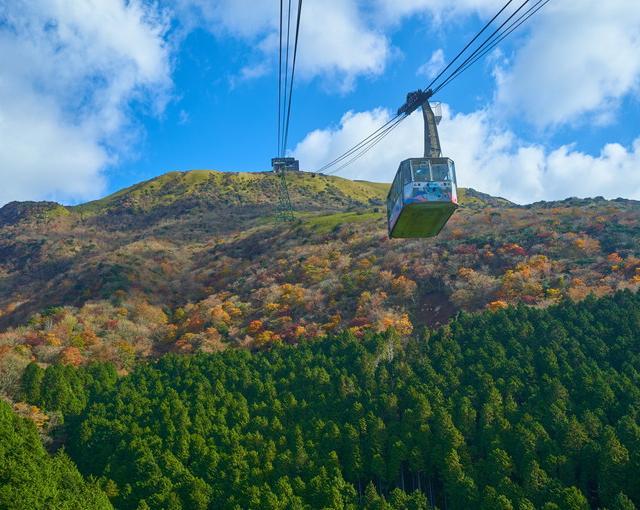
397;89;433;117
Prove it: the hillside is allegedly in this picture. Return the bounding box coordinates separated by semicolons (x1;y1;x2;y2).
17;291;640;509
0;170;639;377
0;400;112;509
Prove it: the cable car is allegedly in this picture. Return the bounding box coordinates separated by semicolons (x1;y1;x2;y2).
387;94;458;238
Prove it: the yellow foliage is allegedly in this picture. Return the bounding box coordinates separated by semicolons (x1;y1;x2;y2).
210;305;231;325
223;301;242;318
357;258;373;269
546;288;562;300
134;302;168;324
45;332;62;347
391;275;417;298
322;313;342;332
487;300;509;311
254;330;279;348
302;255;332;281
278;283;305;306
82;328;98;346
378;313;413;336
13;403;49;430
117;340;135;355
451;228;464;239
265;302;280;312
247;320;263;334
573;236;601;254
458;267;476;279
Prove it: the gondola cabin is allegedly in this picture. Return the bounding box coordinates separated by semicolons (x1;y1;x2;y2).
387;157;458;238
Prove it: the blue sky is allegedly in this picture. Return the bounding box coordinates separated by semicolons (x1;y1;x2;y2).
1;0;639;205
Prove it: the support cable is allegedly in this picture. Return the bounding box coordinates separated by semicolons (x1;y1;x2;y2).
431;0;533;95
314;0;550;176
282;0;303;155
281;0;293;156
425;0;517;91
316;115;401;173
434;0;550;94
324;115;407;176
277;0;284;153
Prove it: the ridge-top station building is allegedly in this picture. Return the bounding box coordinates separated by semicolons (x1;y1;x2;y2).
272;157;300;172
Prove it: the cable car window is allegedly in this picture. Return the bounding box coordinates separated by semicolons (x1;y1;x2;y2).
390;173;400;204
402;162;412;185
413;161;430;182
431;162;450;181
449;160;457;183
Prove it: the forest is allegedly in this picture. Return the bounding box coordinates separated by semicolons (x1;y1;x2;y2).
11;290;640;510
1;172;639;388
0;398;112;509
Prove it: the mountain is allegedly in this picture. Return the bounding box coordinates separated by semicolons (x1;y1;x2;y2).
0;169;639;374
1;170;639;509
17;291;640;510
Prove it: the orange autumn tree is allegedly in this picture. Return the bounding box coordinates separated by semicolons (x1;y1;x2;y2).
59;346;84;366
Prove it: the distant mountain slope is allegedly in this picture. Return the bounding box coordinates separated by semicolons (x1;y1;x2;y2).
0;169;638;373
0;170;509;325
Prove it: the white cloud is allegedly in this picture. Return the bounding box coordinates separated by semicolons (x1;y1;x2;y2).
296;0;389;90
371;0;506;26
292;108;418;182
176;0;390;91
417;49;445;79
294;0;640;203
174;0;275;39
0;0;171;205
495;0;640;127
294;105;640;204
0;89;108;204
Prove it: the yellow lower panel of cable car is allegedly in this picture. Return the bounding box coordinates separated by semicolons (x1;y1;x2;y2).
389;201;458;238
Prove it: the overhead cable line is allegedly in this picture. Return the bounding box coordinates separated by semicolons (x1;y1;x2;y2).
273;0;303;223
316;0;550;176
280;0;293;156
316;0;520;175
325;115;406;175
424;0;517;91
433;0;550;94
431;0;534;95
277;0;284;154
282;0;303;155
316;115;401;173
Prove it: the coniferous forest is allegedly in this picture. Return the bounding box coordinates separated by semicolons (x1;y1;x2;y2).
13;291;640;510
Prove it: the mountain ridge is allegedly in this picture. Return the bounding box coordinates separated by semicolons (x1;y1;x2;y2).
5;169;636;223
0;169;638;364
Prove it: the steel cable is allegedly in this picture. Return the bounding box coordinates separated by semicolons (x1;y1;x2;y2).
277;0;284;154
315;0;551;176
431;0;533;95
433;0;550;95
282;0;303;156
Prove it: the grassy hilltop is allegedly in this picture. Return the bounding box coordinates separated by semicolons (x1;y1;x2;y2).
0;169;638;372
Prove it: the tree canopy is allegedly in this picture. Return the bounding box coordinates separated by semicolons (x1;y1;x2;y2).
20;290;639;509
0;400;112;509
